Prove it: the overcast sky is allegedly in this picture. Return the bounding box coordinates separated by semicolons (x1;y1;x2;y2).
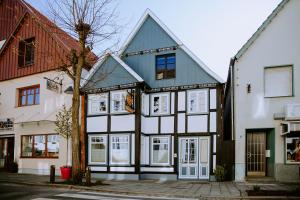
26;0;282;80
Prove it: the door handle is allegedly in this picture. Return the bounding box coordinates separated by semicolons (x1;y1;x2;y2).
247;153;252;158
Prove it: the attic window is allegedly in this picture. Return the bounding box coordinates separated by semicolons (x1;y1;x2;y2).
156;53;176;80
18;37;35;67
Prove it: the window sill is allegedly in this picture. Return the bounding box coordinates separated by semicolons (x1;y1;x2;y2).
20;156;59;159
17;104;40;108
18;63;34;68
264;95;294;98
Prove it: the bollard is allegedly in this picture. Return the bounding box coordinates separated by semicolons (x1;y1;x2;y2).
50;165;55;183
86;167;91;187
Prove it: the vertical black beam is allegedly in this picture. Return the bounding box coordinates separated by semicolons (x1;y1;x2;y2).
84;94;88;170
107;92;111;173
135;86;141;176
174;91;179;175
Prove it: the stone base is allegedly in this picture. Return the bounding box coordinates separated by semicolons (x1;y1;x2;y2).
91;173;139;180
275;163;300;182
18;168;61;176
140;173;177;181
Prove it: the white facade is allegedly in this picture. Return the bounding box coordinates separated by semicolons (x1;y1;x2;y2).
232;0;300;182
0;71;73;175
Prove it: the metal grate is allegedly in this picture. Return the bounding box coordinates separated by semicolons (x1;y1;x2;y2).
247;132;266;176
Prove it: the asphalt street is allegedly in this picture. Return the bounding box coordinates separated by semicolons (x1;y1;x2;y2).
0;182;196;200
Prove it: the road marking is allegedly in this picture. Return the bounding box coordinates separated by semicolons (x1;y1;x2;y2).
31;198;57;200
56;193;136;200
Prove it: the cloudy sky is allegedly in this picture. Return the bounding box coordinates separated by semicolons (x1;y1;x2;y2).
27;0;282;80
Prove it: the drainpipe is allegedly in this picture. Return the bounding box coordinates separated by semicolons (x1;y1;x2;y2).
229;57;236;141
229;56;236;181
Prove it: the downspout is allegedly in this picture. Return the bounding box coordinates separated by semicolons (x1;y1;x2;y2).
230;57;236;181
229;57;236;141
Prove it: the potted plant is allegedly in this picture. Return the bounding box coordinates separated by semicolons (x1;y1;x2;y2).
55;105;72;180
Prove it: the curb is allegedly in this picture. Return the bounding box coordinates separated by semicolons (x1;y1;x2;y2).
0;180;299;199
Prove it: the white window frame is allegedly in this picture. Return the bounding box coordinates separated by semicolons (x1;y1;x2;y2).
285;136;300;164
150;93;170;116
88;134;107;165
88;93;108;115
187;89;209;114
150;136;171;166
110;134;130;165
264;65;293;98
110;90;128;114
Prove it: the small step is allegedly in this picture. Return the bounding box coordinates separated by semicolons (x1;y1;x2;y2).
246;176;276;183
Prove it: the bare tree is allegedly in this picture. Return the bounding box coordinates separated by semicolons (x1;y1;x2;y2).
47;0;120;184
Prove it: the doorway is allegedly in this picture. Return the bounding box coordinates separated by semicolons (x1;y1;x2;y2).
0;137;15;170
178;137;210;179
246;132;266;176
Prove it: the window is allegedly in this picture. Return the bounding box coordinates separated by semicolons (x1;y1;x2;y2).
110;90;135;113
21;134;59;158
88;93;108;115
151;93;170;115
18;37;35;67
19;85;40;107
264;66;293;97
286;135;300;164
187;89;208;114
156;54;176;80
151;136;170;165
110;135;130;165
88;135;107;164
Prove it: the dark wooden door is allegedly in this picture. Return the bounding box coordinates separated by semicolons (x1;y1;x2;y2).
5;137;14;170
0;138;14;170
247;132;266;176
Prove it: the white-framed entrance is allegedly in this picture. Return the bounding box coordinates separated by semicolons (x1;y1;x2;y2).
178;136;210;179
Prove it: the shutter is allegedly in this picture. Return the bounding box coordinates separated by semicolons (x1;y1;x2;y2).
161;95;168;113
18;41;25;67
265;66;292;97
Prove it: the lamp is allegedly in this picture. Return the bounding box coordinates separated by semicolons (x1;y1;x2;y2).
64;86;74;94
247;83;251;93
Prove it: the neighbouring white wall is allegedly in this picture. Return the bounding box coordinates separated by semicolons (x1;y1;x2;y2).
233;0;300;181
0;71;73;175
0;71;73;122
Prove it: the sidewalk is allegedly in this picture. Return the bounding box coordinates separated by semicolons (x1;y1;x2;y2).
0;172;299;199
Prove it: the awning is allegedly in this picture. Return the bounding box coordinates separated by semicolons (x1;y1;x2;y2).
281;121;300;135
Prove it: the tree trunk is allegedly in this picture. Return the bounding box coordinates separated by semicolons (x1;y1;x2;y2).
71;76;81;184
71;27;87;184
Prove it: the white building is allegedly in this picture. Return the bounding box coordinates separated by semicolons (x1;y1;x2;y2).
0;0;91;175
224;0;300;182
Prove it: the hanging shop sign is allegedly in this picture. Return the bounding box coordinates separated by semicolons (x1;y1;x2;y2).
0;118;14;131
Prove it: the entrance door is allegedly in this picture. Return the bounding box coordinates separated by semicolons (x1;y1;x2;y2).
179;138;198;179
247;132;266;176
0;137;14;170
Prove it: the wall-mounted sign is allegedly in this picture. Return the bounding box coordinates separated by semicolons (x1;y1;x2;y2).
0;118;14;131
46;79;61;93
125;90;135;113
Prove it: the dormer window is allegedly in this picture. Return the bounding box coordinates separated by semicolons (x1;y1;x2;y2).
18;37;35;67
156;53;175;80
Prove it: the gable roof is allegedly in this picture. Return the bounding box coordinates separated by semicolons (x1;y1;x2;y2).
120;9;224;83
81;53;144;88
235;0;290;59
0;0;96;63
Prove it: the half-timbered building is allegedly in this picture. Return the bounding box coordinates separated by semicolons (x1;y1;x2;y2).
82;10;224;180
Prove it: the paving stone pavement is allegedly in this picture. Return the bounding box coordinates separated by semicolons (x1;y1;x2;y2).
0;172;299;199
